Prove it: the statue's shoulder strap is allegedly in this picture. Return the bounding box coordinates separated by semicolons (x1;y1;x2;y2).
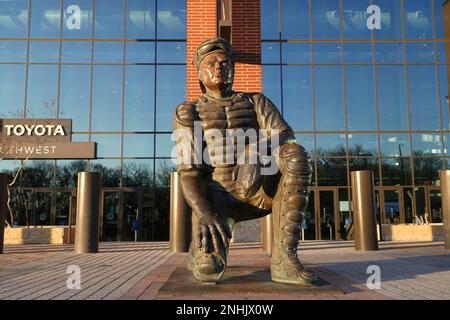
239;92;264;106
174;100;199;128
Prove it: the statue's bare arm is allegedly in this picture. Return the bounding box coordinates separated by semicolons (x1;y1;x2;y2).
174;102;231;253
180;173;231;253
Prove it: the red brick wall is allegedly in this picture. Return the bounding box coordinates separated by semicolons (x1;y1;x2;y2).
186;0;262;101
186;0;218;100
231;0;262;94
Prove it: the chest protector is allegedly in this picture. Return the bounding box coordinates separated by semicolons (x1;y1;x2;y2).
196;93;262;200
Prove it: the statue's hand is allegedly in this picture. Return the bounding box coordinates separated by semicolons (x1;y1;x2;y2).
197;213;232;254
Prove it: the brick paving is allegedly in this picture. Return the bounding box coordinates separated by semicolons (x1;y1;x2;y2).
1;241;450;300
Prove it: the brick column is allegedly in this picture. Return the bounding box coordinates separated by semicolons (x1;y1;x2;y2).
231;0;262;93
186;0;218;100
186;0;261;100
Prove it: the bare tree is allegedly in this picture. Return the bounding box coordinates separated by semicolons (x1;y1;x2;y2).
1;100;59;226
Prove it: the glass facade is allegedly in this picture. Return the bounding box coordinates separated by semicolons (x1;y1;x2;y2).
0;0;185;240
262;0;448;234
1;0;448;241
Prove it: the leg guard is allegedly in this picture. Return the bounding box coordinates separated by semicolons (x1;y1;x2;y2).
271;143;317;286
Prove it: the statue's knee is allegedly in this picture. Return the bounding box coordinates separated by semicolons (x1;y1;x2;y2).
278;144;311;178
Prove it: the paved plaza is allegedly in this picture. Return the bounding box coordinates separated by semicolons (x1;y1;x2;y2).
1;241;450;300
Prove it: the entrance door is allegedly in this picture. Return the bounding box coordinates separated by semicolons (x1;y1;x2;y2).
55;191;75;225
121;191;140;241
33;192;52;225
428;188;442;223
101;189;141;241
102;191;120;241
379;188;403;224
303;191;316;240
317;189;339;240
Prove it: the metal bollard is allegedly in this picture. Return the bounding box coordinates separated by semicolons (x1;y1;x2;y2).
169;172;192;253
440;170;450;250
261;214;273;253
351;170;379;251
75;172;101;254
0;174;7;254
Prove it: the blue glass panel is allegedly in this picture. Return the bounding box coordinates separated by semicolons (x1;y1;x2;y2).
409;65;440;131
125;41;155;63
157;42;185;63
412;133;443;156
62;0;93;38
282;42;311;64
123;159;154;187
90;159;121;187
446;134;450;155
312;0;341;40
0;0;28;38
313;42;342;64
261;0;279;39
316;133;346;156
156;65;186;131
381;157;412;186
0;160;20;172
294;133;314;155
380;133;411;157
91;66;123;131
94;42;123;63
123;134;153;157
374;0;403;40
124;65;154;131
155;134;175;157
30;0;61;38
262;66;281;108
281;0;309;40
157;0;186;39
59;65;90;131
61;41;91;63
317;158;348;186
347;133;378;156
344;42;373;63
314;66;345;131
375;42;404;63
72;134;88;142
414;159;441;186
377;66;408;130
439;65;449;131
29;41;59;62
26;65;59;117
155;159;176;186
282;66;313;131
126;0;155;39
91;134;122;157
0;65;25;116
346;66;377;131
436;0;445;39
436;42;447;63
349;158;379;183
342;0;372;40
404;0;433;39
262;42;280;64
0;41;27;62
55;159;88;188
94;0;124;38
406;42;436;63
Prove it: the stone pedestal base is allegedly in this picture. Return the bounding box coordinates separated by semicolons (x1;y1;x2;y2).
157;266;342;298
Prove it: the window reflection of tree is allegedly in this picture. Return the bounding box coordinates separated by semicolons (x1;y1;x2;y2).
412;153;441;185
317;158;347;186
